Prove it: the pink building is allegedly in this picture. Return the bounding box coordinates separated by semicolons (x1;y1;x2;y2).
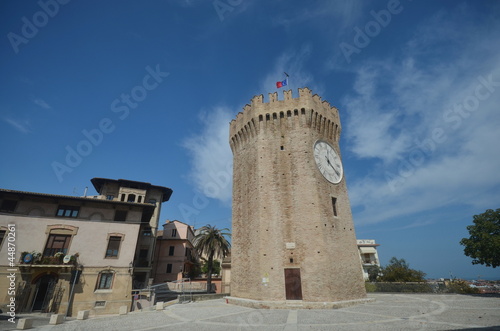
152;220;196;283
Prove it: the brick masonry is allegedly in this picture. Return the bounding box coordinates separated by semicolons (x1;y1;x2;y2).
229;87;366;304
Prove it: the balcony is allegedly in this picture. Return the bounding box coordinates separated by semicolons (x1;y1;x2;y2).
19;251;77;267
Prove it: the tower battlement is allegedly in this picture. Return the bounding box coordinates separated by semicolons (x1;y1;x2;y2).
230;87;341;153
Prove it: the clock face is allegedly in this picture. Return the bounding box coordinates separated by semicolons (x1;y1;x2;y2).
313;140;343;184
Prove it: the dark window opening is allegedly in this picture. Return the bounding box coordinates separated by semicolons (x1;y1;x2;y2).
0;200;18;213
120;194;126;202
137;196;142;203
171;229;177;237
44;234;71;256
168;246;175;256
106;195;114;200
127;194;136;203
166;264;173;273
332;197;338;217
105;236;121;258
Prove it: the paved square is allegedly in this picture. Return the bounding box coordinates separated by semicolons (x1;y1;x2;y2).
1;293;499;330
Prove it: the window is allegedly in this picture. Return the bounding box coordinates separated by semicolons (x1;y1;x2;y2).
105;236;122;258
166;264;172;273
171;229;177;237
120;194;126;201
127;194;136;203
168;246;175;256
96;272;114;289
148;199;157;204
137;196;142;203
56;205;79;218
0;200;17;213
106;195;114;200
331;197;338;217
44;234;71;256
114;210;127;222
142;228;152;236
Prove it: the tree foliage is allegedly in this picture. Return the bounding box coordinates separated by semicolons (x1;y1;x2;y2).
460;208;500;268
378;257;426;282
193;224;231;292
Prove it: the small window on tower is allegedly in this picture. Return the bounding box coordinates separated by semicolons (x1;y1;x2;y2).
332;197;338;217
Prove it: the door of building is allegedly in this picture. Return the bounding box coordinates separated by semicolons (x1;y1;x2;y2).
284;268;303;300
32;274;57;311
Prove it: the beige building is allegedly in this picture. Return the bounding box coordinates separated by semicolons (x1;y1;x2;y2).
228;88;367;308
0;178;172;316
152;220;197;283
357;239;381;280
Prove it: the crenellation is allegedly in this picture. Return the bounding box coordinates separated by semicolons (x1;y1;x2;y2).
229;88;342;151
252;94;264;105
269;92;278;103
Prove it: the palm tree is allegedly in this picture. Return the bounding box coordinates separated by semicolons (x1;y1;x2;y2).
193;224;231;293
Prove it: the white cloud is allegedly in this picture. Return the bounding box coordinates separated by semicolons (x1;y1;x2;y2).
343;6;500;226
183;46;318;205
3;117;31;134
33;98;51;110
182;107;234;204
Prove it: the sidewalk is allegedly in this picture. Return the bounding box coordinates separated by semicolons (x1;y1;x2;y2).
1;293;499;330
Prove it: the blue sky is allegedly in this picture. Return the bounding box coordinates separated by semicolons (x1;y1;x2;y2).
1;0;499;280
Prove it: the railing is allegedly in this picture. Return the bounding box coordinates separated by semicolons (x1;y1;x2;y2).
131;278;216;310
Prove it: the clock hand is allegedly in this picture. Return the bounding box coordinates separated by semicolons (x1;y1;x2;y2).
325;156;341;177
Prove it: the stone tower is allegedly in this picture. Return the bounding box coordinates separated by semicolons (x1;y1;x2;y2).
228;88;367;308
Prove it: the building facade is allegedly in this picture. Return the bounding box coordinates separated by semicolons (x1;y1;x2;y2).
357;239;381;280
152;220;196;283
0;178;172;316
229;88;367;308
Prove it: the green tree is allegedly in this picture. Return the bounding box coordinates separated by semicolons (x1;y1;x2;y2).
201;260;221;275
193;224;231;293
367;265;380;282
379;257;426;282
460;208;500;268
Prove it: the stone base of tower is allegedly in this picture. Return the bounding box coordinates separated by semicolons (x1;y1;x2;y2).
224;296;374;309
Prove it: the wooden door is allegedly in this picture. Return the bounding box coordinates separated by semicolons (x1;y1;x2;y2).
284;268;303;300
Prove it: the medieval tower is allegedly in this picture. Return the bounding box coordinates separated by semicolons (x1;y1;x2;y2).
228;87;367;308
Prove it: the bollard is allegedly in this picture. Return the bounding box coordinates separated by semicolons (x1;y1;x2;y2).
77;310;90;320
49;314;64;325
119;305;128;315
17;318;33;330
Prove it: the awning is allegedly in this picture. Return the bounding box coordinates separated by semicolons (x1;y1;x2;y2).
359;247;377;254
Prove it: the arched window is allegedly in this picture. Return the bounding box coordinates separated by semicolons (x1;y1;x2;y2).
96;270;114;290
127;194;136;203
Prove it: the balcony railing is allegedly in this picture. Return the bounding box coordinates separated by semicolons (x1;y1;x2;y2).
19;251;77;266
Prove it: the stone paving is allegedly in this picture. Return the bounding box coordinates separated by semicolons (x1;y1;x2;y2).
1;293;499;330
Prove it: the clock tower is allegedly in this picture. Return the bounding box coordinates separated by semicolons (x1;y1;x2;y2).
228;88;368;308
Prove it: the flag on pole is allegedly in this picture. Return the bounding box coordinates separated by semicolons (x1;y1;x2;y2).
276;79;287;88
276;72;289;88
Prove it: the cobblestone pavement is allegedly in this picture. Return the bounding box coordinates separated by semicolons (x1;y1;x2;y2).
1;293;499;330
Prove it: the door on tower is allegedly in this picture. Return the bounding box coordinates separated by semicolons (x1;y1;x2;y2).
284;268;303;300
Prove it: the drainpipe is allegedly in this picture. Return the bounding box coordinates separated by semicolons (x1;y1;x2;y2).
65;264;81;318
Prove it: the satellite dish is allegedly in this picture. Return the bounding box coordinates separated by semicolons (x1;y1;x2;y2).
23;253;33;263
63;255;71;264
